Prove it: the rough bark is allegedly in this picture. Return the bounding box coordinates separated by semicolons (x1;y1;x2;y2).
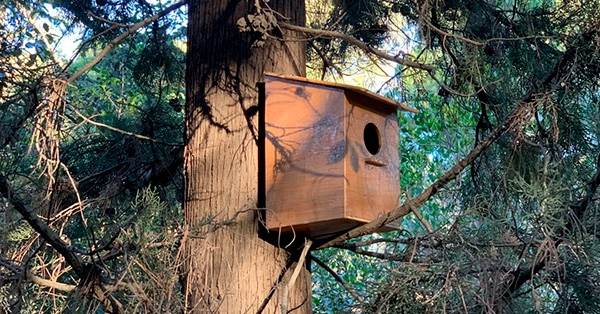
183;1;311;313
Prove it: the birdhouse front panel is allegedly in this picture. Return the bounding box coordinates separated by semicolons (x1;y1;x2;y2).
343;91;400;224
263;73;410;238
264;77;347;236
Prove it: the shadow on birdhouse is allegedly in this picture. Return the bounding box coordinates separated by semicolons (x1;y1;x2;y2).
258;73;417;240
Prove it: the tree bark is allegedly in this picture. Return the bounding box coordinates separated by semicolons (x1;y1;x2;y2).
183;1;310;313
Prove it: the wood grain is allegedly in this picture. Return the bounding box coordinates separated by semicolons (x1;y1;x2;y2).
264;75;401;237
184;1;311;313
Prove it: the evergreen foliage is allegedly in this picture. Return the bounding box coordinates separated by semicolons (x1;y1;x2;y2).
1;0;600;313
0;1;185;312
309;0;600;313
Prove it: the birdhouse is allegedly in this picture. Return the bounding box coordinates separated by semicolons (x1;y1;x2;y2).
261;73;417;238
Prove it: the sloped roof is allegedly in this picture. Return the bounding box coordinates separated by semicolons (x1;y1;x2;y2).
265;72;418;113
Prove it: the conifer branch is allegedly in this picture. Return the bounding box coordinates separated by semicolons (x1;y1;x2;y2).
279;22;436;73
66;0;187;84
0;175;86;276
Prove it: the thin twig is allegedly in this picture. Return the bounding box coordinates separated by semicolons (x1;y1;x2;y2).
255;256;295;314
334;243;403;261
27;272;76;292
279;22;436;73
405;190;433;233
281;239;312;314
0;256;76;292
310;255;365;304
87;11;128;28
279;22;487;98
59;162;87;228
0;175;86;276
70;106;181;146
422;19;484;46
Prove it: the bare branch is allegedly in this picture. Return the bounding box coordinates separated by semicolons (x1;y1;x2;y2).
0;175;86;276
506;260;546;296
27;272;76;292
279;22;436;73
1;256;76;292
255;254;296;314
70;106;182;146
350;238;412;247
311;255;365;304
334;242;403;261
282;239;312;314
87;11;128;28
0;255;21;273
422;18;484;47
405;191;433;233
279;22;486;98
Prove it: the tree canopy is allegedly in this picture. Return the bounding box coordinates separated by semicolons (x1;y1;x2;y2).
1;0;600;313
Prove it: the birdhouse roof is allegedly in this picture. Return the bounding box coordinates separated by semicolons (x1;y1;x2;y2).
265;72;418;113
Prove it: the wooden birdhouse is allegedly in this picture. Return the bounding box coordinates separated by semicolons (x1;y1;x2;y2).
261;73;417;238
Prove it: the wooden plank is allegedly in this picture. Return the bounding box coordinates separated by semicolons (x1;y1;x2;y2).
264;75;403;237
265;72;418;113
344;93;401;223
265;77;346;231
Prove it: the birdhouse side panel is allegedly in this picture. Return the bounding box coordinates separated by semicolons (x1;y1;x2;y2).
264;78;348;231
343;93;401;223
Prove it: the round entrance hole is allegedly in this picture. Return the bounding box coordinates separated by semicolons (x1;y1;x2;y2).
363;123;381;155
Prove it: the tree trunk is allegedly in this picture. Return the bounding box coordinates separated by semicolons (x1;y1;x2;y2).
183;1;310;313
